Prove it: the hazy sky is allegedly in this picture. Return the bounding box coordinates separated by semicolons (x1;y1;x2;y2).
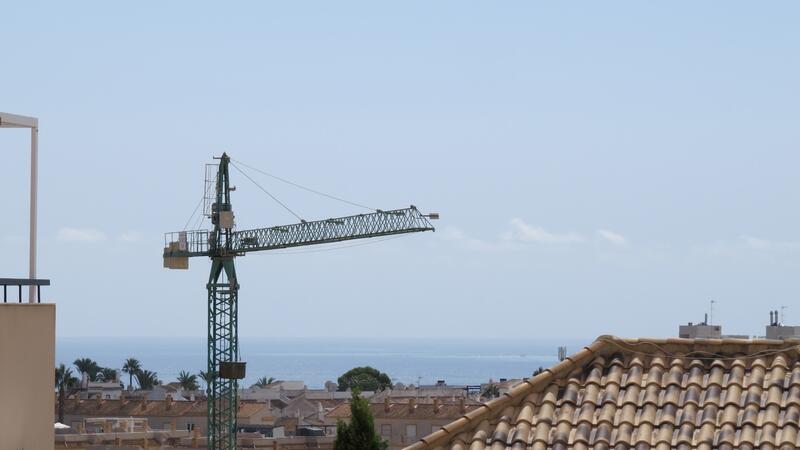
2;2;798;339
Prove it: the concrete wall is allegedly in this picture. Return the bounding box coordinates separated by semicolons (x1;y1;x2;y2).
766;325;800;340
374;418;451;450
62;414;208;434
678;324;721;339
0;303;55;450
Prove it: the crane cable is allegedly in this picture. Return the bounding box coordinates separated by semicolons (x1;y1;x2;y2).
229;162;305;222
231;158;376;212
190;207;207;231
228;159;414;255
182;179;215;231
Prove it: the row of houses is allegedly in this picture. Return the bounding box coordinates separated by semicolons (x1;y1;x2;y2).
58;380;517;449
58;396;486;449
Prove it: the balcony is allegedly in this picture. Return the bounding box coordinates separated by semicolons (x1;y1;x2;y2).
0;277;50;303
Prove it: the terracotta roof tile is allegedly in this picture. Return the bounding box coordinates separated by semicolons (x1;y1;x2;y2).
62;398;268;418
405;335;800;450
325;398;481;421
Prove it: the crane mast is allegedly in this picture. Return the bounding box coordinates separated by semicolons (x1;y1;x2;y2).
163;153;436;450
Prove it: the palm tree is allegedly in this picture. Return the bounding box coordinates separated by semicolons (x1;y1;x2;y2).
198;370;214;393
122;358;141;389
97;367;118;383
73;357;100;382
481;383;500;400
177;370;199;391
135;370;160;390
55;364;78;423
252;376;275;388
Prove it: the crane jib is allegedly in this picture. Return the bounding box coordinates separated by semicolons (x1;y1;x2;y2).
164;207;435;261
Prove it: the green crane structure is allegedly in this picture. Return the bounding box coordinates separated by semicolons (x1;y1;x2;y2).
163;153;436;450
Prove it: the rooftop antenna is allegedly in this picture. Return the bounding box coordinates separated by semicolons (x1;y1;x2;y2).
709;300;716;325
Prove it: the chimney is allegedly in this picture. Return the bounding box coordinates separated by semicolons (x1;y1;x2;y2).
704;313;708;325
384;396;390;413
771;311;775;326
74;394;81;408
141;397;148;410
433;398;441;413
408;397;416;414
96;393;103;408
166;394;173;410
459;397;466;414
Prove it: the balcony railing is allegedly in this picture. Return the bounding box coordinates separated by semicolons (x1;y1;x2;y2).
0;278;50;303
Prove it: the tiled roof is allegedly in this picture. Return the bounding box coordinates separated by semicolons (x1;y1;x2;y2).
406;335;800;450
327;399;481;420
276;416;299;428
62;398;268;418
63;398;199;417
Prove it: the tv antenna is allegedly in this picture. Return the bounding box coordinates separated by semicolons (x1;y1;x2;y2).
709;300;716;325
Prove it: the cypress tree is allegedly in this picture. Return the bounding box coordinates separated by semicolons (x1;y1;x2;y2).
333;391;388;450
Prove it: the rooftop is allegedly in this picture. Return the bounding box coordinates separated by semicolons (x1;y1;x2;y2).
327;398;482;421
406;335;800;450
62;397;268;419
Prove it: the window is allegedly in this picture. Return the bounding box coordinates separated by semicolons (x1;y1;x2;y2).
405;424;417;438
381;424;392;437
187;423;195;431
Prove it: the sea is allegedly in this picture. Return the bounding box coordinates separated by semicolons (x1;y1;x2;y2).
57;337;588;389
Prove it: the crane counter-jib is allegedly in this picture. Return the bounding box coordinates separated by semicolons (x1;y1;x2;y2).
163;206;435;266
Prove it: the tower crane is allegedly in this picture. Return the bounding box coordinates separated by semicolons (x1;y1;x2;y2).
163;153;437;450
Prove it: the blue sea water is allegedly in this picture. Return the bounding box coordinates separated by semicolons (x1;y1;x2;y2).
57;337;588;389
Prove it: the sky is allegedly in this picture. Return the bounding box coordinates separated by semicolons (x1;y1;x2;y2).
1;2;799;339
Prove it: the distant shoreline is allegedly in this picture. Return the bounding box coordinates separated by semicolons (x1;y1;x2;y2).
57;336;589;389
